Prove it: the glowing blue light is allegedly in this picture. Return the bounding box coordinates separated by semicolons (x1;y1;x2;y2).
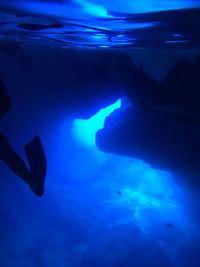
111;167;186;232
113;168;179;211
72;99;121;147
74;0;112;18
84;3;110;17
70;99;188;234
99;45;110;48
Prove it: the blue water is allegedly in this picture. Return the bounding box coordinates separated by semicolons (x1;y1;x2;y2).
1;1;200;267
0;0;200;48
0;95;199;267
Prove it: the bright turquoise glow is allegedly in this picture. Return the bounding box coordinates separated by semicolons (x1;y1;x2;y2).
72;99;121;147
75;0;111;17
70;100;188;233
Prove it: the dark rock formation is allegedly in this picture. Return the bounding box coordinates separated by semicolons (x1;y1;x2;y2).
97;55;200;187
0;78;11;118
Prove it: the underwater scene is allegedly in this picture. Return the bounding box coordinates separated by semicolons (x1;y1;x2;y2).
1;0;200;266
